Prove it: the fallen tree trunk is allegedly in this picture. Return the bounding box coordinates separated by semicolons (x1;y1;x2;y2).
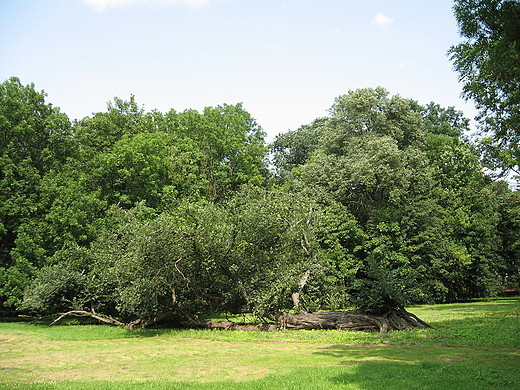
276;308;432;332
45;308;431;333
192;308;431;333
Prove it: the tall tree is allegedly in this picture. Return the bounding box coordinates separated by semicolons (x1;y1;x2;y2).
324;87;425;151
283;88;504;312
449;0;520;174
269;118;328;181
0;77;73;310
74;99;269;207
167;104;269;201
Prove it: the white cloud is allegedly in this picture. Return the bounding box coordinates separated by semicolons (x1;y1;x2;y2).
372;13;393;27
79;0;210;11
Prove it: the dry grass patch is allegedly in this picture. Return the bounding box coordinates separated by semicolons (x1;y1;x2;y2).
1;334;344;383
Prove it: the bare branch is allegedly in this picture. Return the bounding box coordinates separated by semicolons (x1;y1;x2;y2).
49;311;125;327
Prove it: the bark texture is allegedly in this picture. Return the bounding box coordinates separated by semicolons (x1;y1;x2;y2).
276;309;432;332
45;308;431;332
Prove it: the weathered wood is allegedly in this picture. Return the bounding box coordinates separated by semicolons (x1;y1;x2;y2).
276;311;388;332
275;309;432;332
192;308;431;333
47;308;432;332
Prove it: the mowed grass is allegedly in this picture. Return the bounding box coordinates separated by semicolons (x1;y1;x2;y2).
0;299;519;389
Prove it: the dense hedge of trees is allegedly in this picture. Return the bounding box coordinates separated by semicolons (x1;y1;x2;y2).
1;76;519;327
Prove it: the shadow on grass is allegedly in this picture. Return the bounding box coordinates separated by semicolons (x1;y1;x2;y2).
5;363;518;390
328;361;517;390
390;299;520;349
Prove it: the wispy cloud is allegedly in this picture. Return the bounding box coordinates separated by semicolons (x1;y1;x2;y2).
372;13;393;28
80;0;211;11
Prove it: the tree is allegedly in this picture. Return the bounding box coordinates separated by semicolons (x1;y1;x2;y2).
417;133;502;301
494;183;520;290
74;95;152;156
166;104;269;201
0;77;73;311
421;102;471;138
292;136;438;312
269;118;328;181
449;0;520;174
279;88;505;316
323;87;425;151
22;188;322;326
73;96;174;208
87;131;176;209
16;95;269;322
75;101;269;206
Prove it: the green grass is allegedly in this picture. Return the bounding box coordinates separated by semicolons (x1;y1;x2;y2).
1;299;519;389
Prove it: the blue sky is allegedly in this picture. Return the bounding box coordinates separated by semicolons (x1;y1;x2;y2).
0;0;474;140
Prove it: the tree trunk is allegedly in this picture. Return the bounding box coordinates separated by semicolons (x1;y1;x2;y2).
192;320;279;331
292;269;312;309
276;308;432;332
192;308;431;333
46;309;431;333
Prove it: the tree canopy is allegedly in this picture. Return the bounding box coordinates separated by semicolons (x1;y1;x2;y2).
449;0;520;175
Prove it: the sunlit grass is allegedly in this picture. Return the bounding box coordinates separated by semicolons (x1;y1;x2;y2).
1;298;519;389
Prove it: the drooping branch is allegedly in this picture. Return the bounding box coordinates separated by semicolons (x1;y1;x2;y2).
48;310;180;330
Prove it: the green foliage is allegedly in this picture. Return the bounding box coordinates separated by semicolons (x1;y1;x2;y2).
22;188;321;322
75;100;269;205
0;77;73;310
495;186;520;289
269;118;328;180
449;0;520;174
3;76;516;321
225;187;320;315
88;131;175;208
274;87;508;313
80;203;179;319
74;95;151;155
324;87;425;150
421;102;471;138
293;134;422;217
166;103;269;201
21;264;87;314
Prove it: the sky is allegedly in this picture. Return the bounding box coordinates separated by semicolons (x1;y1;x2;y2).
0;0;475;141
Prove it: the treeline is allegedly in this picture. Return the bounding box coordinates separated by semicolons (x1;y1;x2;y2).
1;77;519;326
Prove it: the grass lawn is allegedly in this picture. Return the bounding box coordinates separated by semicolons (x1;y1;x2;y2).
0;299;519;389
